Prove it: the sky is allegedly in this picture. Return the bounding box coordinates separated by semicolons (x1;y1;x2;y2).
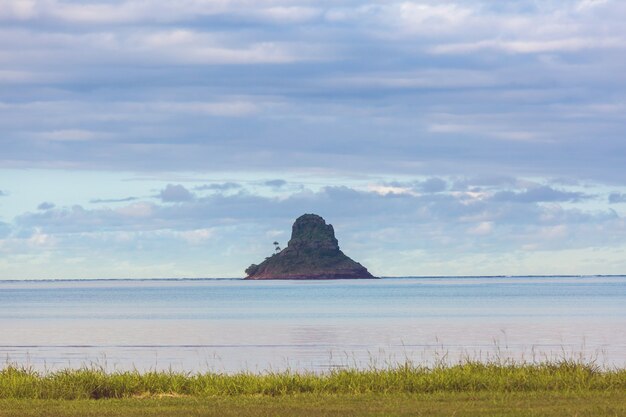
1;0;625;279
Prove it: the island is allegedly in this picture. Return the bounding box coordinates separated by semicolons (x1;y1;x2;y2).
245;213;377;280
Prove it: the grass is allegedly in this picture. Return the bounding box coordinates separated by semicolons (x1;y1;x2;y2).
0;361;624;416
1;360;625;399
1;392;625;417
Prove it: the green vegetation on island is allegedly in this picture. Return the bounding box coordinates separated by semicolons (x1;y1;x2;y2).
245;213;376;279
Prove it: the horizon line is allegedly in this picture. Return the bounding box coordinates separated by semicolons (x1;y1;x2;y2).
0;274;625;283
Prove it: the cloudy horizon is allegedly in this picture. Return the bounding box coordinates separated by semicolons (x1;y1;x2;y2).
1;0;625;278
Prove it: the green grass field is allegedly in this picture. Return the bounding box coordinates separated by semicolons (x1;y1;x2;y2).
1;362;624;416
2;392;625;417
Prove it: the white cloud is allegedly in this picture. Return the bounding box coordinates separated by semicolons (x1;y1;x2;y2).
50;1;147;24
0;70;40;83
538;224;568;240
132;30;304;64
427;121;544;143
576;0;609;12
467;221;493;236
28;228;54;247
256;6;320;23
326;2;474;35
152;100;258;117
0;0;323;25
395;2;473;33
177;228;215;244
0;27;320;67
367;184;416;196
116;202;154;218
328;69;499;89
431;37;625;54
0;0;38;20
133;29;324;65
34;129;99;142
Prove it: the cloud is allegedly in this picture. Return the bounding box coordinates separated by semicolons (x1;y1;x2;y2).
194;182;242;191
368;184;415;196
264;179;287;188
6;176;624;278
328;69;501;90
609;193;626;204
451;176;521;191
37;202;55;210
0;0;625;182
116;202;154;218
416;178;447;193
90;196;139;204
492;186;592;203
177;228;215;245
430;37;624;55
375;178;447;195
150;100;258;117
12;182;617;241
0;221;10;238
34;129;99;142
0;190;6;196
467;221;494;236
0;1;322;25
136;31;307;65
159;184;194;202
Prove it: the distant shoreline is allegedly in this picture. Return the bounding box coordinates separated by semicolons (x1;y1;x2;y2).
0;274;625;283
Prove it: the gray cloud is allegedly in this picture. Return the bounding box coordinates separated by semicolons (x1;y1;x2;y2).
159;184;194;202
451;176;520;191
0;190;5;196
609;193;626;204
491;186;592;204
90;196;139;204
0;1;624;182
385;178;447;193
0;221;10;238
37;202;55;210
550;178;581;187
264;179;287;188
13;183;621;253
194;182;242;191
416;178;447;193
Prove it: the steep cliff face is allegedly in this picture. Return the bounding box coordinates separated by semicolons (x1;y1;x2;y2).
245;214;376;280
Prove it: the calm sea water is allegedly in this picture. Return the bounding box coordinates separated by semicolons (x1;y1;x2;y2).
1;276;625;372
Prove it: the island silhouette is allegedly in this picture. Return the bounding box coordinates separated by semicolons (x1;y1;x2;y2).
245;213;377;280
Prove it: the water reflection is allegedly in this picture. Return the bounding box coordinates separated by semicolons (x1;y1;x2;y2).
0;277;624;372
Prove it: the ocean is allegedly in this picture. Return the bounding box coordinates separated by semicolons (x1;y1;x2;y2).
1;276;624;373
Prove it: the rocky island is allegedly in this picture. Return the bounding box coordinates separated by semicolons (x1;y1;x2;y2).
245;214;377;280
